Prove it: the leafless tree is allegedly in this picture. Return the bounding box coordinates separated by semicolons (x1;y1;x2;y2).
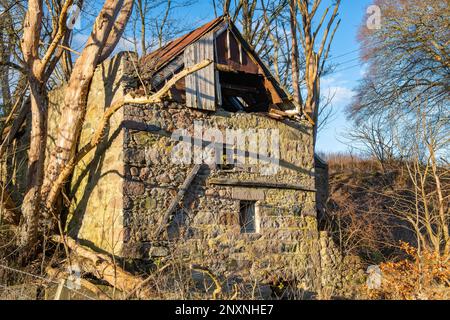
295;0;341;144
131;0;195;56
0;0;135;256
347;0;449;256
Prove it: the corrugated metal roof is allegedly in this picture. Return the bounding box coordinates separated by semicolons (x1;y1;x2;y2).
139;15;289;102
140;16;226;75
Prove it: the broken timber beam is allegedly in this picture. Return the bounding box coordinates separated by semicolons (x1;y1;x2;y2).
51;235;151;299
208;178;316;192
215;63;238;73
155;164;202;237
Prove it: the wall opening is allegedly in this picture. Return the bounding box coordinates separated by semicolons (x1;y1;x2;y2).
217;145;235;170
239;201;259;233
219;71;271;113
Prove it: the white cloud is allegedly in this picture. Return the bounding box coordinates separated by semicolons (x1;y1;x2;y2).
321;74;355;106
325;86;355;105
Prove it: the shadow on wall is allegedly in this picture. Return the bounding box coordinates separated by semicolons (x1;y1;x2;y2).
123;118;315;178
67;55;124;243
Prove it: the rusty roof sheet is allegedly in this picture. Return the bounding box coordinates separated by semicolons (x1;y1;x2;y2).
140;16;226;75
139;15;288;101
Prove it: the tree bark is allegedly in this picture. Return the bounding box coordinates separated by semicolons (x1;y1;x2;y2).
296;0;340;146
0;21;12;112
19;82;47;249
18;0;46;250
42;0;134;206
0;182;20;225
136;0;147;56
52;235;151;299
16;0;133;254
98;0;134;63
289;0;302;108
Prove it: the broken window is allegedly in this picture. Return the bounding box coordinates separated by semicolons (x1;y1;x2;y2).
218;71;271;113
239;201;259;233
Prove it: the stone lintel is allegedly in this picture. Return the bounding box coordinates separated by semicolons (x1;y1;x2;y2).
231;187;265;201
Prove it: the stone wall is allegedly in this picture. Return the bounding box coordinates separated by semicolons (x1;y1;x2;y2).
48;52;343;294
314;155;329;221
319;231;365;297
121;99;322;289
0;50;363;297
65;53;130;256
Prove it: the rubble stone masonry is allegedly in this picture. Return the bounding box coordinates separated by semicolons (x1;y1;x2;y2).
46;53;349;294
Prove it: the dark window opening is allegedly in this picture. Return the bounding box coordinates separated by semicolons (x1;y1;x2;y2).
217;145;235;170
239;201;257;233
219;71;271;113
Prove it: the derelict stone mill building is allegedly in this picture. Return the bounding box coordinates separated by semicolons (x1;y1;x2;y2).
44;16;334;291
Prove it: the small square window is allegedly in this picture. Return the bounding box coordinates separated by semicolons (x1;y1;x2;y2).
239;201;259;233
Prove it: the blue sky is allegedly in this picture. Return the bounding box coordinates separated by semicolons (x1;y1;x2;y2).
313;0;373;154
74;0;374;154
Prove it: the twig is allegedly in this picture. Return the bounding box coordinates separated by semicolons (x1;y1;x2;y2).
190;264;222;300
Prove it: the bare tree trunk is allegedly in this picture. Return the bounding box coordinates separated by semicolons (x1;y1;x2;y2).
136;0;147;56
98;0;134;63
289;0;302;108
16;0;132;253
15;0;76;252
18;0;45;250
297;0;340;146
241;0;257;44
42;0;134;206
52;235;152;299
19;83;48;248
223;0;231;16
309;55;320;145
301;6;315;115
426;133;449;254
301;8;320;143
156;0;171;49
0;22;12;113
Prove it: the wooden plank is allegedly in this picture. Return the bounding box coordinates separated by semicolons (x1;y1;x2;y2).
238;42;243;65
155;164;202;237
215;69;222;106
213;30;223;106
215;29;259;74
226;29;231;59
264;77;283;104
54;279;66;300
215;63;238;73
184;32;216;111
208;178;316;192
221;83;259;93
229;26;288;101
214;23;228;38
150;55;184;89
268;112;284;120
269;107;288;116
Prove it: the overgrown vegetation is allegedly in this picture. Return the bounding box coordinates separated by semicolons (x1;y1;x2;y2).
322;153;449;299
